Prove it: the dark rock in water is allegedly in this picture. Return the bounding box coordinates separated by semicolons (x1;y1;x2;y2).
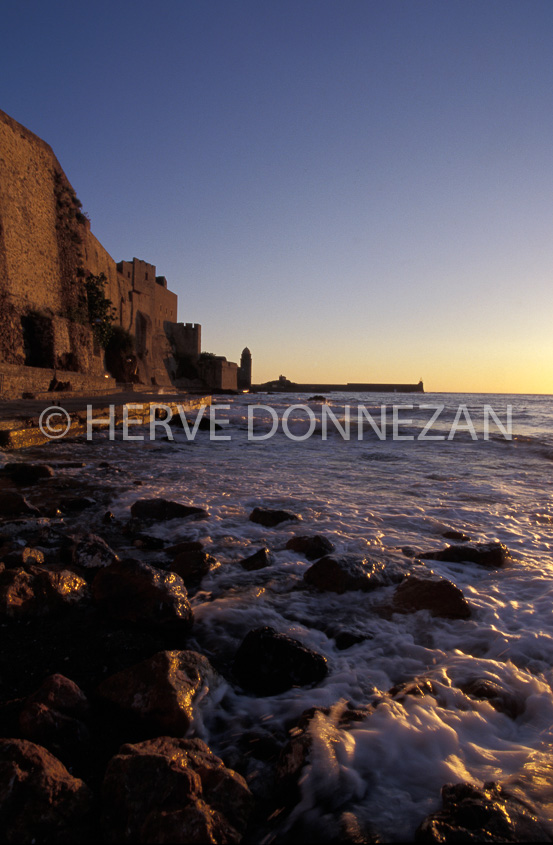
165;539;204;556
392;574;471;619
170;549;216;585
0;491;40;517
3;463;55;485
60;495;96;512
0;738;93;844
334;631;367;650
102;736;252;844
72;533;119;570
304;555;388;594
131;533;165;550
130;497;208;521
415;781;552;843
286;534;335;560
97;649;219;737
308;395;327;402
92;558;194;632
249;507;301;527
170;414;223;431
458;678;525;719
442;530;471;541
233;626;328;695
0;565;89;619
19;674;90;763
388;678;439;701
240;547;273;570
418;542;510;569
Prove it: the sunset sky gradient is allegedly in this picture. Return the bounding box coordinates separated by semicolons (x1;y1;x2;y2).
2;0;552;393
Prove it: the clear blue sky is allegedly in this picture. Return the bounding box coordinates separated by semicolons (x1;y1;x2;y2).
2;0;552;392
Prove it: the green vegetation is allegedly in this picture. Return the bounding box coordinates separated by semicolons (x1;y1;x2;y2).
84;273;116;348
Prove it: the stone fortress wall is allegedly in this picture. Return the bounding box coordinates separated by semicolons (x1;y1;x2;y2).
0;109;247;396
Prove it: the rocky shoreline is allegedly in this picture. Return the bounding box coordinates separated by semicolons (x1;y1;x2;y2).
0;455;551;843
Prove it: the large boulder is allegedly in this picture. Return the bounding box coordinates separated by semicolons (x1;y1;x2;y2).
0;565;89;619
130;498;208;521
304;555;389;594
92;558;193;632
0;738;93;843
391;574;471;619
418;542;510;569
102;736;252;844
415;781;551;843
19;674;90;763
96;650;219;736
286;534;335;560
249;507;301;527
233;626;328;695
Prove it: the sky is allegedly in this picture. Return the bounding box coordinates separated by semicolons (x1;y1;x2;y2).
2;0;552;393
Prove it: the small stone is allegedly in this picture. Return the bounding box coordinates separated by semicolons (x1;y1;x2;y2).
3;463;55;485
240;547;272;570
72;533;119;569
442;530;471;541
249;507;301;527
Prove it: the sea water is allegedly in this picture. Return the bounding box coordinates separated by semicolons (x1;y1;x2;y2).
31;392;553;838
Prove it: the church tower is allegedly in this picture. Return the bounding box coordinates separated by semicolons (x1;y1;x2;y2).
238;347;252;389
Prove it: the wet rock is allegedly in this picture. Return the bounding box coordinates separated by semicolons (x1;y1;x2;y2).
249;507;301;527
391;574;471;619
240;547;272;570
233;626;328;695
286;534;335;560
92;558;194;632
132;534;165;550
19;674;90;762
0;738;93;844
130;497;209;521
2;545;46;568
442;530;471;542
418;541;510;569
334;631;367;650
60;495;96;512
3;463;55;485
102;736;252;844
72;533;119;570
458;678;525;719
165;539;204;556
97;650;220;736
388;678;439;701
415;781;552;843
308;395;327;402
0;491;40;517
304;555;388;594
0;565;89;619
170;549;216;585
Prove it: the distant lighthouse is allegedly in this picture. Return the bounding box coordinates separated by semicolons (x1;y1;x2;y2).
238;347;252;390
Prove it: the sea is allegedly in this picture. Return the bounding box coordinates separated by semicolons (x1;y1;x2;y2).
29;391;553;838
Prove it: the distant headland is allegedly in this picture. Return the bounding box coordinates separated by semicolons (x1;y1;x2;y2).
253;375;424;394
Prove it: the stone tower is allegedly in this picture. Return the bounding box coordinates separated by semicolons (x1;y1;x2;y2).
238;347;252;390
